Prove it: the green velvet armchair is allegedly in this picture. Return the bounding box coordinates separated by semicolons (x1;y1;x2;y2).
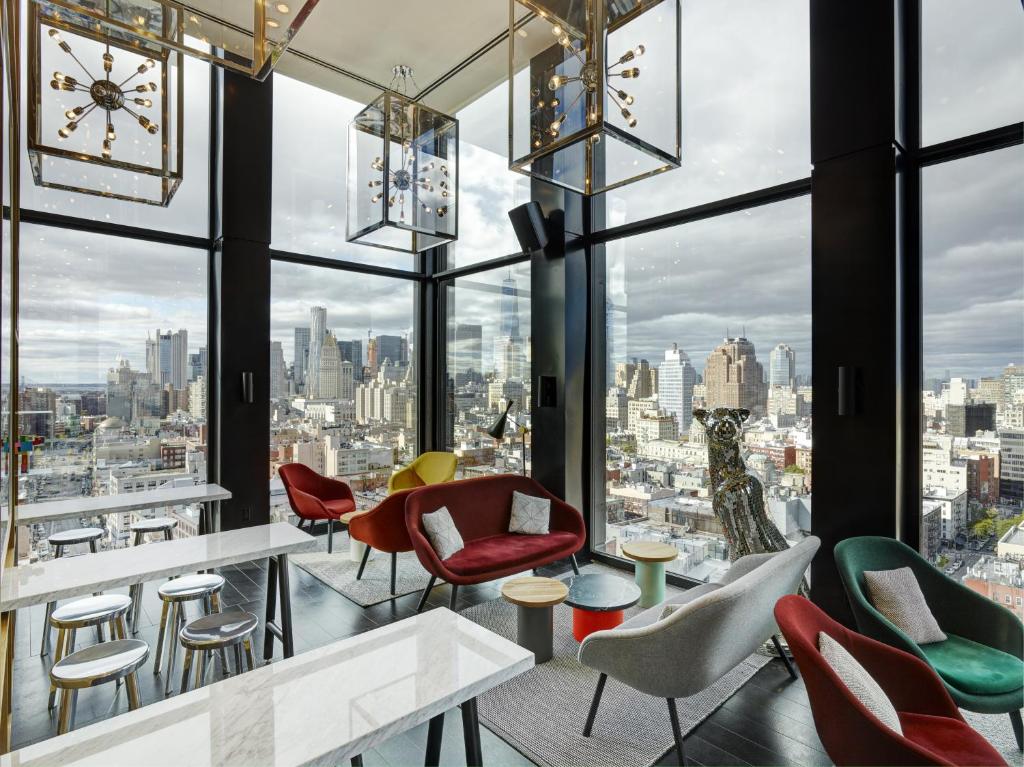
835;535;1023;751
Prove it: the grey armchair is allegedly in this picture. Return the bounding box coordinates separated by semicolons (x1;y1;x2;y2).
579;535;820;764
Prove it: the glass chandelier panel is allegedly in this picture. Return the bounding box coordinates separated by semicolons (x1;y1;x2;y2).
509;0;681;195
347;71;458;254
29;0;183;205
31;0;320;80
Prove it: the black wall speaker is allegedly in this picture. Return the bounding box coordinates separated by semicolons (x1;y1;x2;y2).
508;201;549;253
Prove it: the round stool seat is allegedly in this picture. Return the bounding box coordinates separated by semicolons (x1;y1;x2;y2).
130;517;177;533
51;594;132;628
180;610;258;650
50;640;149;690
48;527;104;546
158;573;225;601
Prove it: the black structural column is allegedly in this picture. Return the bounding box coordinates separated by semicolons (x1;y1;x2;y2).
530;179;587;511
810;0;902;620
210;67;273;530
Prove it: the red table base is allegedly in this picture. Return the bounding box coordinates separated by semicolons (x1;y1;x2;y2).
572;607;625;641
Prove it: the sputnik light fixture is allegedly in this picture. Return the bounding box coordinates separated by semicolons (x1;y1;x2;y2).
347;65;459;254
509;0;681;195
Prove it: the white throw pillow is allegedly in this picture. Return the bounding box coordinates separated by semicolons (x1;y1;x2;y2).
422;506;464;560
818;632;903;735
863;567;947;644
508;490;551;535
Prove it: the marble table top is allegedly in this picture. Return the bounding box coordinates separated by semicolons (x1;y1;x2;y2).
0;523;314;612
0;608;533;767
2;484;231;526
562;572;642;612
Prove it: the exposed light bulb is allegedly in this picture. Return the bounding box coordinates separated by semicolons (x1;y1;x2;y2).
550;97;560;108
133;97;153;107
276;3;291;12
621;67;640;79
48;28;71;53
106;123;116;141
621;108;637;128
551;25;563;37
64;106;84;120
266;18;281;29
548;74;564;91
103;52;114;72
102;139;112;159
57;121;78;139
616;89;634;106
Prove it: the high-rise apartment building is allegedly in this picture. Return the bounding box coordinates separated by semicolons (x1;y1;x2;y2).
657;344;697;434
270;341;287;400
704;337;767;415
294;327;311;386
189;376;206;421
999;429;1024;503
769;343;796;391
306;307;327;398
626;358;656;399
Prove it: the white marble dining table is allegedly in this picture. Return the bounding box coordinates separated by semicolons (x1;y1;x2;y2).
0;608;534;767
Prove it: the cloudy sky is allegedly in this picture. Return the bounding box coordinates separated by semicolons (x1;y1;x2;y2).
7;0;1022;385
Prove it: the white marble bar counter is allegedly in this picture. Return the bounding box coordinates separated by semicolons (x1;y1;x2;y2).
0;523;313;611
1;483;231;526
0;608;533;767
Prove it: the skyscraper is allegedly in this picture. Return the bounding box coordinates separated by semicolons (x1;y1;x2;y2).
658;343;697;434
337;339;363;383
270;341;287;399
376;334;404;367
704;336;767;416
769;343;796;391
293;327;311;386
153;329;173;385
170;329;188;390
626;358;656;399
450;323;483;386
318;331;343;399
306;306;327;398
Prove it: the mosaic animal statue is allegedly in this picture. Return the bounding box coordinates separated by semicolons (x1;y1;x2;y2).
695;407;808;594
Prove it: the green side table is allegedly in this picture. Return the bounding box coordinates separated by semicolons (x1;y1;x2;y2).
622;540;679;608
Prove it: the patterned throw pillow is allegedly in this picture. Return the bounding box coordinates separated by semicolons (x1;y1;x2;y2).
818;632;903;735
863;567;947;644
422;506;464;560
508;491;551;535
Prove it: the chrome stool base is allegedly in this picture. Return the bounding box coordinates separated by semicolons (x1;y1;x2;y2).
40;527;105;657
127;518;177;634
178;610;259;694
50;639;149;735
153;573;226;696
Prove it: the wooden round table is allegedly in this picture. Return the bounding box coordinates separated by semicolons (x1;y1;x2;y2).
622;540;678;608
500;577;569;663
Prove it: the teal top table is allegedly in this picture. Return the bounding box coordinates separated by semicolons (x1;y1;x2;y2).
622;540;678;608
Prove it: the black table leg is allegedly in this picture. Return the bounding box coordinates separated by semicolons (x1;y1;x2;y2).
425;712;445;767
278;553;294;658
461;698;483;766
263;556;279;661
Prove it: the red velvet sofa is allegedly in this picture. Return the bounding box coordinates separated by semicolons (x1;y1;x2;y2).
775;594;1007;767
405;474;586;611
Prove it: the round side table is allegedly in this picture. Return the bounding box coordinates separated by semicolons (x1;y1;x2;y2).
339;510;366;562
622;541;678;608
563;573;641;641
500;576;568;663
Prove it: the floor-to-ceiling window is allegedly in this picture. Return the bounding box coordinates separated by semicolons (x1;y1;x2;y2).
592;0;811;582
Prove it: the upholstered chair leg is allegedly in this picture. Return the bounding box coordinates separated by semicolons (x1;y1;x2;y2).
356;544;372;580
449;585;459;611
771;634;799;679
571;555;581;575
667;698;686;765
582;673;607;736
327;519;334;554
1010;709;1022;752
390;552;397;596
416;576;437;613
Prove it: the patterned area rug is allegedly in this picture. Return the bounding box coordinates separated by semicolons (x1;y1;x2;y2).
291;530;433;607
962;711;1023;766
460;566;770;767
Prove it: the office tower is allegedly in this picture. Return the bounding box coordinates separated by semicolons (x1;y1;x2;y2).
376;334;404;367
450;323;483;386
270;341;287;400
769;343;796;391
151;329;173;385
945;377;968;407
188;351;205;382
189;376;207;420
318;331;342;399
626;358;655;399
658;343;697;434
170;329;188;390
145;335;159;383
947;403;996;437
294;327;311;386
1004;364;1024;411
999;429;1024;503
704;336;767;416
614;360;636;390
337;339;363;383
339;360;355;400
307;307;327;398
366;333;378;378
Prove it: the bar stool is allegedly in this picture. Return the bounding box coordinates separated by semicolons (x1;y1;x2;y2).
178;610;258;693
47;593;133;709
40;527;105;656
127;517;177;634
153;573;225;695
51;639;148;735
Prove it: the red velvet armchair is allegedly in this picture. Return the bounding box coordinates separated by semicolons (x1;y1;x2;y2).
278;463;358;554
405;474;586;612
774;594;1007;767
347;488;418;596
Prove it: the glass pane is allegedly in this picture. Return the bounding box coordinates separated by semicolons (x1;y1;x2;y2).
447;77;530;268
270;262;418;513
599;0;810;227
272;73;416;270
445;263;531;476
601;196;812;581
920;146;1024;599
922;0;1024;146
17;224;208;555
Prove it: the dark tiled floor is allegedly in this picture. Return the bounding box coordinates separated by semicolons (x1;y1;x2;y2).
10;549;830;766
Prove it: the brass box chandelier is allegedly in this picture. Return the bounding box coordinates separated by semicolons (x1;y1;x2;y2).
347;67;458;254
509;0;681;195
31;0;320;80
29;0;183;205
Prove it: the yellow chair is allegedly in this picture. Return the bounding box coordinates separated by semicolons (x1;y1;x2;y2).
388;452;457;494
